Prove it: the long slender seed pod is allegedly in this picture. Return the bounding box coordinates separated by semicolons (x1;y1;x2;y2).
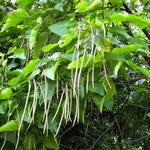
51;90;65;123
92;45;97;88
15;81;31;150
86;69;90;94
85;25;95;66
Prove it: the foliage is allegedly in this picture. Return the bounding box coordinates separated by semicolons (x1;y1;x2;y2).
0;0;150;149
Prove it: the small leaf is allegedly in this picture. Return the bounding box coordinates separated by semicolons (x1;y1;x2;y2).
146;112;150;118
42;43;58;52
0;88;12;100
0;120;18;132
43;62;59;80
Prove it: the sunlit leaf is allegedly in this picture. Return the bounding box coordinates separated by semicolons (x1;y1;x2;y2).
0;87;12;100
29;24;41;50
2;9;28;31
21;59;39;79
42;43;58;52
0;120;18;132
43;62;59;80
49;21;69;36
112;44;144;55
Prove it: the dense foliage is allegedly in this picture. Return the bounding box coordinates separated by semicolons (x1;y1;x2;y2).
0;0;150;149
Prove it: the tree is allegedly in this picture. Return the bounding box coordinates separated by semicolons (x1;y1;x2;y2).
0;0;150;149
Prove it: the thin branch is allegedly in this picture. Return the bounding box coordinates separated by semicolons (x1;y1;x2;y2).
89;121;115;150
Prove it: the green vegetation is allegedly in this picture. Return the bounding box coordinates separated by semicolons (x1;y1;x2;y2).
0;0;150;149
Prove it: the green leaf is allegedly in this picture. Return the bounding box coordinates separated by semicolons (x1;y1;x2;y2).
54;2;64;12
127;14;150;29
109;0;125;4
49;21;68;36
8;48;26;59
110;14;126;25
45;132;59;150
87;0;102;11
24;134;36;150
99;97;105;113
112;44;144;55
99;77;116;112
146;112;150;118
112;61;123;78
17;0;35;8
42;43;58;52
126;61;150;79
75;0;88;12
104;97;114;111
0;120;18;132
89;82;105;96
32;32;48;58
8;76;21;87
2;9;28;31
29;69;40;79
29;24;41;50
43;62;59;80
21;59;39;79
59;34;74;48
67;55;94;69
0;88;12;100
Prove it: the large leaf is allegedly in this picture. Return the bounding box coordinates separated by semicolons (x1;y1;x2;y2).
112;44;144;55
99;77;116;112
46;132;59;150
49;21;68;36
17;0;35;8
2;9;28;31
126;61;150;79
111;13;150;29
127;14;150;29
43;62;59;80
87;0;102;11
75;0;88;12
0;120;18;132
88;82;105;96
8;48;26;60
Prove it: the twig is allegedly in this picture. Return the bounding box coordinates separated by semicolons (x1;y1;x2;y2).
89;121;115;150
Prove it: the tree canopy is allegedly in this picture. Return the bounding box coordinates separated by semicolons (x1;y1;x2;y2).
0;0;150;149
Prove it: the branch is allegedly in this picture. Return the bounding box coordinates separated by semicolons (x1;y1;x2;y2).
123;3;150;41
